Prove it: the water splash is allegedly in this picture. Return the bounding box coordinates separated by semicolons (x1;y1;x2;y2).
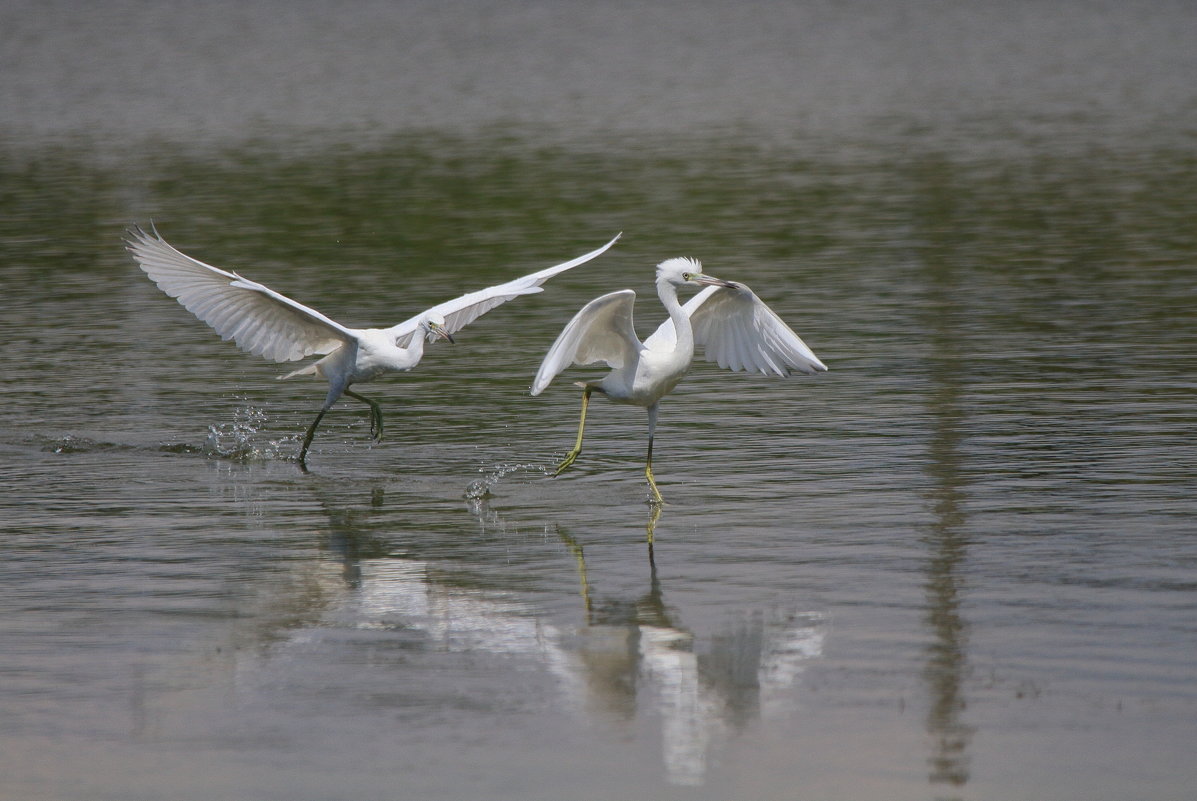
205;405;295;462
464;461;547;501
41;407;293;461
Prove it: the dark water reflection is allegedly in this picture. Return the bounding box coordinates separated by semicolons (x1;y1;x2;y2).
920;237;974;791
4;2;1197;800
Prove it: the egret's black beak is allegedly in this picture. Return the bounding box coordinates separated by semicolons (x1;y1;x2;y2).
693;273;738;289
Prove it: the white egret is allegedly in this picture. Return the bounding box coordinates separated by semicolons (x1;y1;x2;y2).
127;225;621;465
531;258;827;504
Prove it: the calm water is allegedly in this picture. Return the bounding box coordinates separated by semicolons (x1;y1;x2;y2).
3;2;1197;800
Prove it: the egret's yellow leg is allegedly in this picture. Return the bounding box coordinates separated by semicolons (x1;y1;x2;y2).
345;389;384;442
645;435;665;506
554;386;593;476
646;503;662;545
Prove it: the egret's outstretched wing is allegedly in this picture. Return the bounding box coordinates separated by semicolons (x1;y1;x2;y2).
387;233;621;345
531;289;641;395
127;225;355;362
645;283;827;376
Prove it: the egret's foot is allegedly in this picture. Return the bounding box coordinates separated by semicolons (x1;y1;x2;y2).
298;408;328;469
553;449;581;476
646;466;665;506
344;389;384;443
553;386;592;477
646;504;662;545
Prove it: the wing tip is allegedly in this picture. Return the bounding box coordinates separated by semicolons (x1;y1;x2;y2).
530;367;551;396
124;219;162;245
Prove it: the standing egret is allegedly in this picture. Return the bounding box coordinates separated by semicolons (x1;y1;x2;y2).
127;225;620;465
531;258;826;504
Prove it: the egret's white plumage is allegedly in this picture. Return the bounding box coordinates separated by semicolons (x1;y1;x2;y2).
127;224;620;464
641;282;826;375
532;257;826;503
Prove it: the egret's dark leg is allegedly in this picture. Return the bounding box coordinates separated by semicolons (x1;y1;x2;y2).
298;407;330;467
554;386;593;476
344;389;384;442
645;403;664;505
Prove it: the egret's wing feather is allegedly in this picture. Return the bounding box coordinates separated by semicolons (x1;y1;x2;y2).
387;233;621;345
127;225;355;362
531;289;640;395
689;283;827;375
645;283;826;375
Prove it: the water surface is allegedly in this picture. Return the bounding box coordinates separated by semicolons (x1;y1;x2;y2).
2;2;1196;800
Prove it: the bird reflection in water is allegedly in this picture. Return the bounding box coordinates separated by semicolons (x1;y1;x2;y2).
556;506;825;785
231;490;824;788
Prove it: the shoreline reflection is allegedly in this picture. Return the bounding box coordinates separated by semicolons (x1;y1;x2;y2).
916;179;975;793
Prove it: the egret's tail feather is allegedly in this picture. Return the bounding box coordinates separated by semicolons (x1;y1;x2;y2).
279;363;318;380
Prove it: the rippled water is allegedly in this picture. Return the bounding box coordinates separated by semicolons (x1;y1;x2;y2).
3;2;1196;800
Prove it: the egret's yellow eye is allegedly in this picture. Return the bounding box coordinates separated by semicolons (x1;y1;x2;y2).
682;272;693;280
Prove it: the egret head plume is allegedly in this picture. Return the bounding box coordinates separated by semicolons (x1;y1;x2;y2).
656;257;736;288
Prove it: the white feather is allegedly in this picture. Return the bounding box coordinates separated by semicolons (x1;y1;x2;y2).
643;282;826;375
127;225;353;362
387;234;623;346
531;290;640;396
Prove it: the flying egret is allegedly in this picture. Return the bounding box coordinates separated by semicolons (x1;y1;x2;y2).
127;225;621;465
531;258;826;504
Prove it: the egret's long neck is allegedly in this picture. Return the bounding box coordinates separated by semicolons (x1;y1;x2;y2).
400;329;428;367
656;278;694;357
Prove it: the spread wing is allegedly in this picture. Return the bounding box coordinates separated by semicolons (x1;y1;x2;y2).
126;225;355;362
531;289;641;395
644;283;827;376
386;233;621;346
